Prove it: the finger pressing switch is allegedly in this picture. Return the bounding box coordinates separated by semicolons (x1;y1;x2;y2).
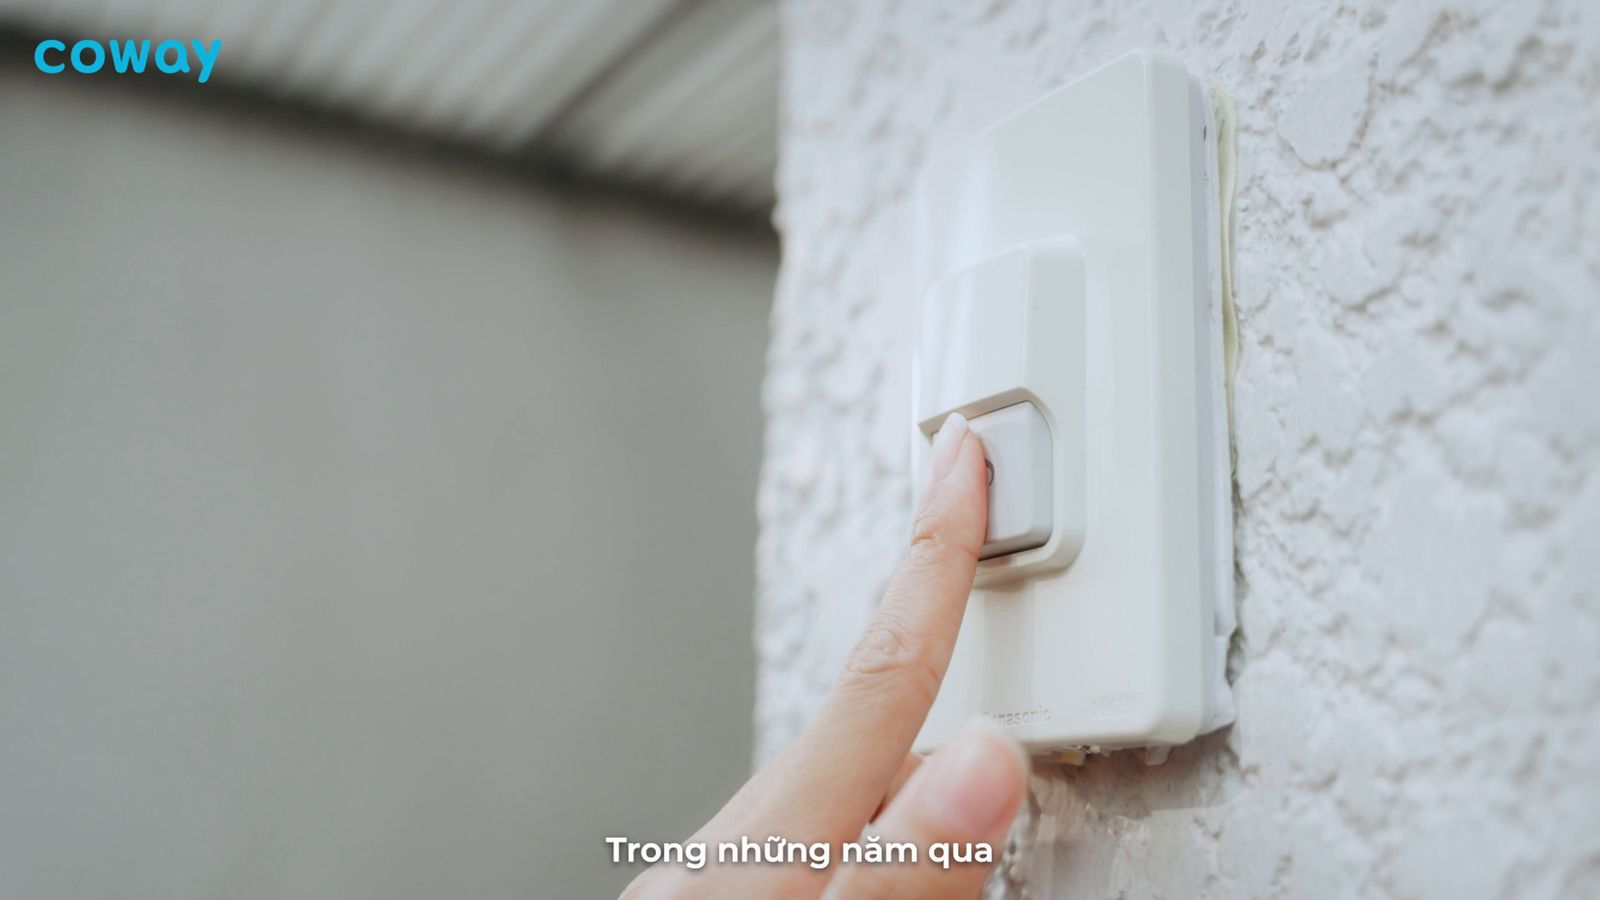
969;402;1053;559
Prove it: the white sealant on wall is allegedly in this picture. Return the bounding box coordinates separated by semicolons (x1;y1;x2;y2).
757;1;1600;897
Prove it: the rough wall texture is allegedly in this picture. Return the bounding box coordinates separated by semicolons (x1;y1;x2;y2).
757;1;1600;897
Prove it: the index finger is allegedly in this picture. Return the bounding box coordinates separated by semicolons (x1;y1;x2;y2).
757;413;990;843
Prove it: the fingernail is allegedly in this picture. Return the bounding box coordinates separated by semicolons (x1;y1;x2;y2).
927;413;969;486
915;716;1029;837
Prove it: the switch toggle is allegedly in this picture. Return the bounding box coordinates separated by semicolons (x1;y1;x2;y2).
968;402;1053;559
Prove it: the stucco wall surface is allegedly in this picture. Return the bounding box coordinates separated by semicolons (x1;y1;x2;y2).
757;1;1600;897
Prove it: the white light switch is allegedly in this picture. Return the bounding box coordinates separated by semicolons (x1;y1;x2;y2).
969;403;1052;559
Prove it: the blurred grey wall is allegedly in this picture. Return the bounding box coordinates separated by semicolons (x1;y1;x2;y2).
0;68;772;898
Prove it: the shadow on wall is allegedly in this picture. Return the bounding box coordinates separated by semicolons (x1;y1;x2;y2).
1007;730;1241;892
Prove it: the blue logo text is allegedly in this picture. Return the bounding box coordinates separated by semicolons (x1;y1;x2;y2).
34;39;222;84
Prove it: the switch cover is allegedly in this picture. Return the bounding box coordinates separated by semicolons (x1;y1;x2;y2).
910;51;1236;758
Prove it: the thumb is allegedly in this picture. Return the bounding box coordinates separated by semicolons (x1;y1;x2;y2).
822;717;1028;899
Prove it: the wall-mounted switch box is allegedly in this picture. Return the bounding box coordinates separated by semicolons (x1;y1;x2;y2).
911;51;1235;757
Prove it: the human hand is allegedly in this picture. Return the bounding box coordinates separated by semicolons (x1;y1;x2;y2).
623;413;1030;898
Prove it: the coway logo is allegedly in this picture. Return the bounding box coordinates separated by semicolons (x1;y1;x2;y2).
34;39;222;84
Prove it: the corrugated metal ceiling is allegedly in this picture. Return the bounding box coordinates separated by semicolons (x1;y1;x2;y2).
0;0;778;216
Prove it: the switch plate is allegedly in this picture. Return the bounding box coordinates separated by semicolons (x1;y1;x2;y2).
910;51;1235;756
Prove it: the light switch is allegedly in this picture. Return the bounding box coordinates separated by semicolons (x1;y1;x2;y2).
969;403;1052;559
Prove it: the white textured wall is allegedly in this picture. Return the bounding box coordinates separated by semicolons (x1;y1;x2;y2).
758;1;1600;896
0;70;772;899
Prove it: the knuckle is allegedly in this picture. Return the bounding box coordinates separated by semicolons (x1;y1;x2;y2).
908;510;948;557
842;609;942;708
908;497;979;565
